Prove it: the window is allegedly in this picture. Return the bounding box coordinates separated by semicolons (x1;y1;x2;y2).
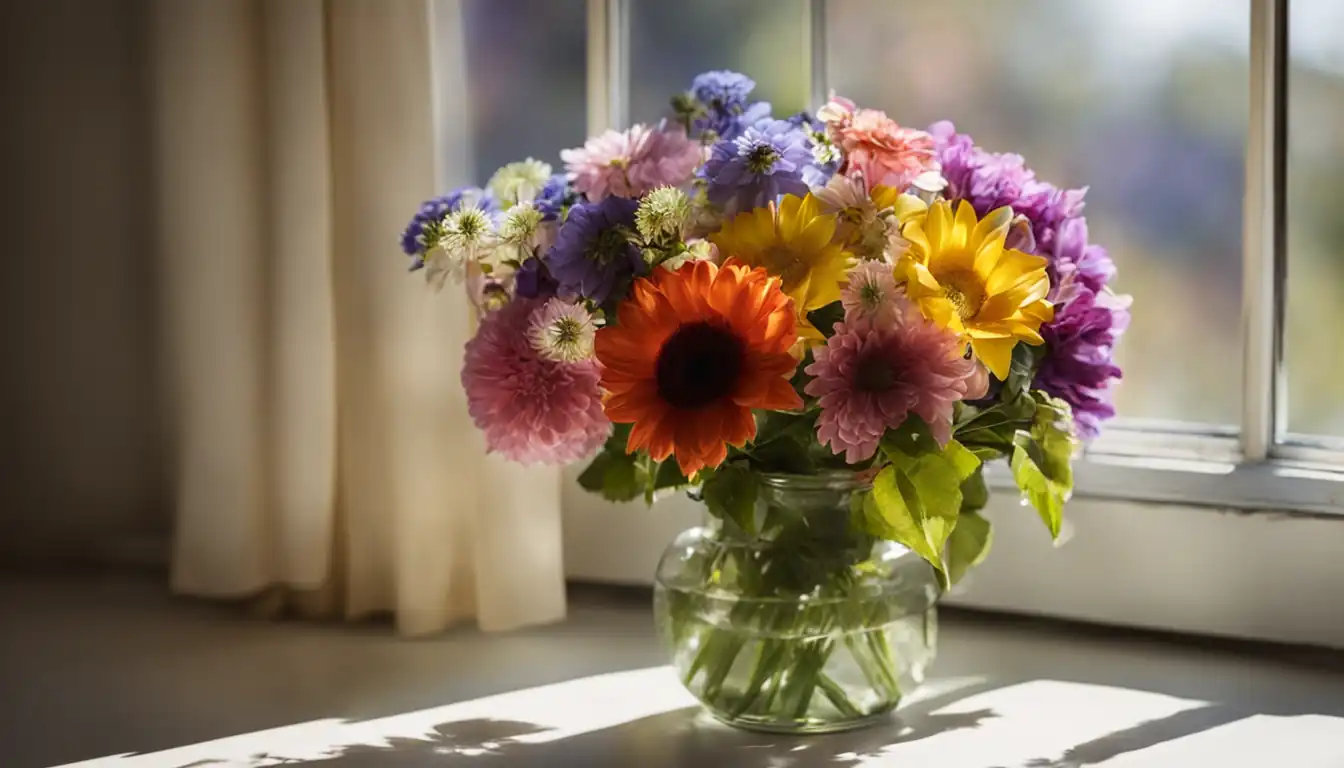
442;0;1344;646
1285;0;1344;445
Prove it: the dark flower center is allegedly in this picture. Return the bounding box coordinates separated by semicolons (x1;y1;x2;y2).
854;353;897;392
656;322;745;409
745;143;779;174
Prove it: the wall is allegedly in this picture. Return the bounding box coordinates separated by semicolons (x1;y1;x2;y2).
0;0;165;564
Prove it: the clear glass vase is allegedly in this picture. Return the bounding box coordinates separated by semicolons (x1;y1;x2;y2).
654;472;942;734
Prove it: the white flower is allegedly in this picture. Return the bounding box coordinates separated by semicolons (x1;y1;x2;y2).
635;186;692;242
424;206;497;290
488;158;553;205
500;203;544;243
529;298;597;363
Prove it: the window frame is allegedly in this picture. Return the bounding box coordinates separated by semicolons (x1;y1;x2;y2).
487;0;1344;647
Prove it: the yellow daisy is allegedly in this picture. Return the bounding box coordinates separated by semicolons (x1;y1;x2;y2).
896;199;1054;379
709;193;853;341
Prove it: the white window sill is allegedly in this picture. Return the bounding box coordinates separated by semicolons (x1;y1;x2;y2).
27;577;1344;767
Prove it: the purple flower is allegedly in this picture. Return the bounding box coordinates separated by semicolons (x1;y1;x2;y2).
534;174;576;222
399;187;497;269
515;256;559;300
689;70;772;141
1035;285;1130;440
545;197;644;305
701;119;815;214
1051;217;1115;299
930;121;1085;262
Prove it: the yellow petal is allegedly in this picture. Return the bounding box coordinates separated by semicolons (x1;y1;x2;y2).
795;213;838;256
972;237;1004;281
970;206;1013;250
924;200;952;257
892;194;929;224
1021;298;1055;324
951;200;979;251
921;297;962;333
971;337;1018;380
904;262;944;297
984;250;1048;295
902;220;930;259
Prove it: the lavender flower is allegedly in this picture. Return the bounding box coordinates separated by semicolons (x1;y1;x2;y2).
701;119;815;214
787;111;839;188
930;121;1085;262
534;174;577;222
400;187;498;270
1035;285;1130;440
686;70;772;141
515;256;559;300
1034;217;1129;439
545;196;644;305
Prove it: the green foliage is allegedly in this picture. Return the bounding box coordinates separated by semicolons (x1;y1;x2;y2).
1002;342;1043;401
1010;393;1077;540
954;391;1037;463
946;509;993;586
701;462;758;535
577;423;690;504
805;301;846;339
880;415;940;457
960;466;989;514
857;436;981;586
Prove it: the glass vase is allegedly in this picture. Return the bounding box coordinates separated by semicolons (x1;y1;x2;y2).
654;472;942;734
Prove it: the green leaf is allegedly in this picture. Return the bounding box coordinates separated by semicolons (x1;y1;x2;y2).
880;415;939;458
644;459;690;504
954;391;1038;462
1010;393;1077;539
577;423;644;503
576;450;642;502
946;510;993;586
860;438;981;585
960;467;989;514
701;463;758;535
804;301;846;339
1002;342;1043;400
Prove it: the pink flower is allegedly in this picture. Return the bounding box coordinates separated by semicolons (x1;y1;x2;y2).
840;261;901;329
832;107;936;193
462;298;610;465
804;305;978;463
561;123;704;201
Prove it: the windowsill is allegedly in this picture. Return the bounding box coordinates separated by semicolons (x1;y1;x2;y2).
11;576;1344;767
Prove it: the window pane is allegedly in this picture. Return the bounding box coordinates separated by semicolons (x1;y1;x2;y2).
827;0;1248;427
462;0;587;183
629;0;809;127
1285;0;1344;440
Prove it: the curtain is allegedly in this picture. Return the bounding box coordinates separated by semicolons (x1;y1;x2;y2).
152;0;566;635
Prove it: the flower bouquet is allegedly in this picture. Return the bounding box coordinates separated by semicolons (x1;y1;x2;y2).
400;71;1129;733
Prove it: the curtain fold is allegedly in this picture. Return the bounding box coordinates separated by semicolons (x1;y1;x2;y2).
153;0;566;635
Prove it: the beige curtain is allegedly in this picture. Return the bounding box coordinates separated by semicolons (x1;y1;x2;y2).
152;0;566;635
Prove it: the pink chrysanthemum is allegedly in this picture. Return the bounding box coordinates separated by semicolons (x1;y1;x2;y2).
561;124;704;201
827;102;936;193
840;261;901;329
462;298;610;465
804;306;978;463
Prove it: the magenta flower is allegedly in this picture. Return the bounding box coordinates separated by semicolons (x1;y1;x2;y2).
561;123;703;201
461;298;610;465
804;307;979;463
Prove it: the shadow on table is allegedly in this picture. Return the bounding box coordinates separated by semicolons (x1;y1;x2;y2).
204;686;997;768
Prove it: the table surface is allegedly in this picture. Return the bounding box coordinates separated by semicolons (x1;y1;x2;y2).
5;576;1344;768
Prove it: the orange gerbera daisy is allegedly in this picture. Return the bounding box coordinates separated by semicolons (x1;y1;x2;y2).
595;259;804;476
